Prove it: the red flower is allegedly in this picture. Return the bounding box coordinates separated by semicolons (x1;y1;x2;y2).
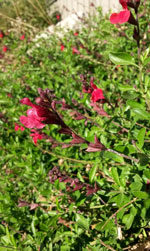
20;97;66;130
90;82;104;102
2;46;8;52
110;0;138;25
72;47;80;54
74;32;78;36
86;136;106;152
30;130;44;144
0;32;4;38
20;98;48;129
91;89;105;102
110;9;131;24
20;34;25;40
119;0;128;9
56;15;60;20
120;0;140;9
60;44;65;51
82;78;105;101
15;123;25;131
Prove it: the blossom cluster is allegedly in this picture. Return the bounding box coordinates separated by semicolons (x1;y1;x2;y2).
0;31;25;55
17;85;106;152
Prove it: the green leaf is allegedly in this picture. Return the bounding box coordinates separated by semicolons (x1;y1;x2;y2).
95;220;114;232
116;193;125;207
122;213;134;230
144;198;150;209
76;214;89;230
123;206;137;229
86;245;100;251
104;151;124;163
143;57;150;66
143;169;150;179
131;108;150;120
132;191;149;199
130;182;142;192
109;52;137;66
89;164;97;183
127;100;145;110
122;91;139;100
137;128;146;149
111;167;120;186
118;84;134;92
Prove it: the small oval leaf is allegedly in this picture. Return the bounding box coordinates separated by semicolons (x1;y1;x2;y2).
109;52;137;66
76;214;89;230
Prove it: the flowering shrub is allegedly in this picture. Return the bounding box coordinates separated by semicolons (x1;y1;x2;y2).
1;2;150;250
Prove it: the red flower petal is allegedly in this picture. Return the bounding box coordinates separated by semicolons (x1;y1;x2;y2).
20;34;25;40
119;0;128;9
72;47;80;54
91;89;105;102
15;123;20;131
30;131;44;144
2;46;8;52
15;123;25;131
90;82;97;90
20;98;34;107
20;115;45;129
60;44;65;51
119;10;131;24
110;10;130;24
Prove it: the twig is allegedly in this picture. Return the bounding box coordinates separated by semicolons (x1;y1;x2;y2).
101;198;137;230
27;0;51;25
99;239;116;251
34;0;52;23
0;245;18;250
11;0;20;18
107;149;139;163
38;146;93;164
0;12;37;31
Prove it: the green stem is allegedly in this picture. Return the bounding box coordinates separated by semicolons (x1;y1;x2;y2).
101;198;137;230
38;146;93;164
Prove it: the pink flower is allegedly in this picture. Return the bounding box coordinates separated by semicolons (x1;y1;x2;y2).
30;130;44;144
72;47;80;54
15;123;25;131
20;34;25;40
2;46;8;52
60;44;65;51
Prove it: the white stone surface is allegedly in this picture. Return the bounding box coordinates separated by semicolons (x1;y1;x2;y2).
31;0;120;50
47;0;120;19
34;11;84;41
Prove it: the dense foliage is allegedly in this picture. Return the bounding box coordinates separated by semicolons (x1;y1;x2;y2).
1;1;150;250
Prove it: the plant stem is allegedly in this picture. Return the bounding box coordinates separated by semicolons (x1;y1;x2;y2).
0;12;37;31
11;0;20;18
27;0;51;25
34;0;52;23
99;240;116;251
38;146;93;164
101;198;137;230
107;149;138;163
